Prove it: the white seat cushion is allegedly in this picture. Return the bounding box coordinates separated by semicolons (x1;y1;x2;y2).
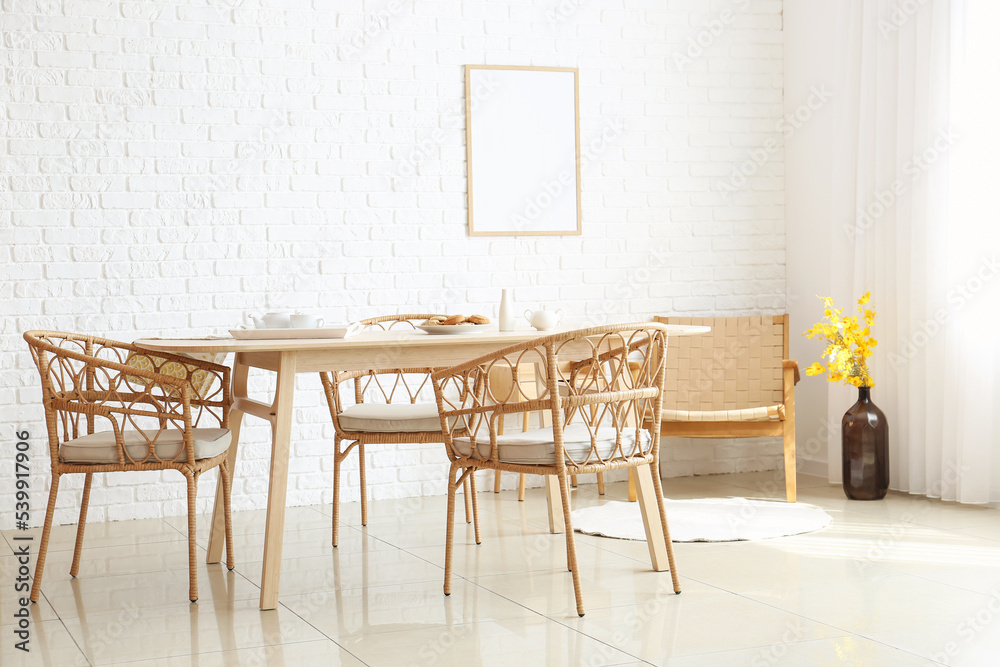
453;424;651;465
338;402;443;433
60;428;231;464
662;405;784;422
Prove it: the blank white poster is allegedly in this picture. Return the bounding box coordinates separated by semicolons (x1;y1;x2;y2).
466;66;581;236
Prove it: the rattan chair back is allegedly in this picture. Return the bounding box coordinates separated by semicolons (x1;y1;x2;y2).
656;315;787;412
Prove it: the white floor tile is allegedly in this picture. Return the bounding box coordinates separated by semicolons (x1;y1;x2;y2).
5;517;186;555
0;555;61;626
109;639;366;666
238;548;445;597
360;510;543;551
664;635;940;666
163;506;331;542
743;572;999;639
0;619;90;667
472;566;711;618
956;521;1000;542
40;566;260;620
407;530;639;579
61;598;326;665
0;532;14;557
676;540;901;593
12;469;1000;666
281;578;535;641
556;588;844;663
336;616;641;666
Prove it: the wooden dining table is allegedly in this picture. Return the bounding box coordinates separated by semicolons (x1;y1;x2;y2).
135;324;708;610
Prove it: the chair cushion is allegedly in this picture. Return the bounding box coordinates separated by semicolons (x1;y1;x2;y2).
453;424;651;465
124;351;227;400
662;405;784;422
338;402;443;433
60;428;231;464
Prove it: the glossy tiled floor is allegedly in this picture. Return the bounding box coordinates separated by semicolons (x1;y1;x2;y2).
3;471;1000;666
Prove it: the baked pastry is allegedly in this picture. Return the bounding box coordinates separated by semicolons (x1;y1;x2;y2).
422;314;490;326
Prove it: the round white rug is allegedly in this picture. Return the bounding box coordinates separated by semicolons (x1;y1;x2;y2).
572;498;833;542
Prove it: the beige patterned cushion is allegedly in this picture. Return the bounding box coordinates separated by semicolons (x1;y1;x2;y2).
453;424;650;465
60;428;231;464
338;403;443;433
661;405;785;422
124;351;227;400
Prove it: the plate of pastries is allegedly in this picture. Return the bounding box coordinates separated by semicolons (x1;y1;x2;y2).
418;314;492;335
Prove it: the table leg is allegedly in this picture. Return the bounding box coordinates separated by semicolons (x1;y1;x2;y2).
634;463;669;571
260;351;297;610
207;356;250;564
545;476;564;533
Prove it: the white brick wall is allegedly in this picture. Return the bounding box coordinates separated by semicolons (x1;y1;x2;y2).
0;0;786;530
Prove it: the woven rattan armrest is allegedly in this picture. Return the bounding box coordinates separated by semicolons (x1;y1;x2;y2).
783;359;801;385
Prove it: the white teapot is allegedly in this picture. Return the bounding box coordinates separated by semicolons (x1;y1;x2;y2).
246;311;292;329
524;307;564;331
289;312;325;329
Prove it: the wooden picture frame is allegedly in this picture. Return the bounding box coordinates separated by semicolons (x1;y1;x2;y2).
465;65;582;237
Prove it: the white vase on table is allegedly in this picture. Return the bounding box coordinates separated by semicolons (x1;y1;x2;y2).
499;289;515;332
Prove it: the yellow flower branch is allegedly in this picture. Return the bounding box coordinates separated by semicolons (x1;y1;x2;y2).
803;292;878;388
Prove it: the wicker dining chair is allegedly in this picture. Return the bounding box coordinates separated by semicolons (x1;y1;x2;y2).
652;315;800;502
319;314;477;547
432;323;681;617
23;331;235;603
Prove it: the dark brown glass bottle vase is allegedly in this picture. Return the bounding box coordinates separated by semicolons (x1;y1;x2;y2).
841;387;889;500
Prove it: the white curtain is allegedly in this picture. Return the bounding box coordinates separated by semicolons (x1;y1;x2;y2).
831;0;1000;503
